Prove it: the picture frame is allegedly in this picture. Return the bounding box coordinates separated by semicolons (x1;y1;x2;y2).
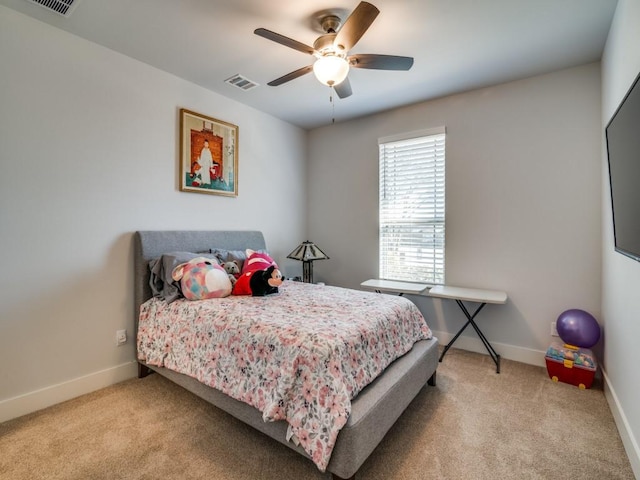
179;108;238;197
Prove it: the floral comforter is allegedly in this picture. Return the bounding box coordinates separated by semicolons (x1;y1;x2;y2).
137;281;432;471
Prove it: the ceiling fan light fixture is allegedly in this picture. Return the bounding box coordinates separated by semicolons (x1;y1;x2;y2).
255;1;410;98
313;55;349;86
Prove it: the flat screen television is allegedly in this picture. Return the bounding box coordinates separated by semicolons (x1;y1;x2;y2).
605;69;640;262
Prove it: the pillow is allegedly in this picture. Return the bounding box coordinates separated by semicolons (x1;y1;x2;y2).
149;252;218;303
210;249;248;272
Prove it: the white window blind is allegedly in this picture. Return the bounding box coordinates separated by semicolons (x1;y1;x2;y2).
379;128;446;285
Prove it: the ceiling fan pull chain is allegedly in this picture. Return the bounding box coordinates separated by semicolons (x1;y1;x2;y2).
330;86;335;124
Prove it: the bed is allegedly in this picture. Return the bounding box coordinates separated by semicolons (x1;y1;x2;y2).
134;230;439;480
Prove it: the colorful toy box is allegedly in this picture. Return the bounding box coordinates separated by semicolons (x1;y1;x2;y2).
545;341;597;389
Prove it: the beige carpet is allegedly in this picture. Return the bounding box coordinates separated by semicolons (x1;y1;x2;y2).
0;348;635;480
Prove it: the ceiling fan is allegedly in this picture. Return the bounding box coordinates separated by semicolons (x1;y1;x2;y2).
254;1;414;99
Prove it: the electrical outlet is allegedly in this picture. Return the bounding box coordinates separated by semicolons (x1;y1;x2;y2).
550;321;559;337
116;329;127;346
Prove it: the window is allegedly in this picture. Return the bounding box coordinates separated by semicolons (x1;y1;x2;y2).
379;127;446;285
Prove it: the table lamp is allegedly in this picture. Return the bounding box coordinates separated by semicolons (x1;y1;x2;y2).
286;240;329;283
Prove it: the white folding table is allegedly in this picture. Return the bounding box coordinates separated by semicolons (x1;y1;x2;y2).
428;285;508;373
360;279;429;296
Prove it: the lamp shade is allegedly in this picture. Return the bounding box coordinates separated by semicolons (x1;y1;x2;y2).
313;55;349;87
287;241;329;262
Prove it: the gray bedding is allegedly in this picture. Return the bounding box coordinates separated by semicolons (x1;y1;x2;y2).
134;230;439;480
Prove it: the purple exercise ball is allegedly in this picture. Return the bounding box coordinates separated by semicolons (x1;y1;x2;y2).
556;309;601;348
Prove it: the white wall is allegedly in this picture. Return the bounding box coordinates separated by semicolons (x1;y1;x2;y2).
2;12;633;473
308;63;602;365
0;6;307;421
601;0;640;476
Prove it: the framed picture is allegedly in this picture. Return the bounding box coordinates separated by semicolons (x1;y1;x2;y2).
179;108;238;196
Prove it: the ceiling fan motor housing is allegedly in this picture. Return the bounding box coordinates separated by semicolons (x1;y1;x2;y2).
313;33;342;55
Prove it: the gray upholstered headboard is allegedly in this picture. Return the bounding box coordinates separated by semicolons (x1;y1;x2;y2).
133;230;266;328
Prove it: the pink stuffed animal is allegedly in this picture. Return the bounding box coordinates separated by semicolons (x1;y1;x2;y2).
241;249;278;274
172;257;232;300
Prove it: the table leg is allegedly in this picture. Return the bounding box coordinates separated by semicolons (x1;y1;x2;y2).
438;300;501;373
438;304;485;363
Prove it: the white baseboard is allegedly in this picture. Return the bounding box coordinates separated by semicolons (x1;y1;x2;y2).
0;361;138;424
602;368;640;479
431;329;547;368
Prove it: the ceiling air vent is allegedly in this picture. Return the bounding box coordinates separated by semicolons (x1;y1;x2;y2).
26;0;82;17
225;74;259;91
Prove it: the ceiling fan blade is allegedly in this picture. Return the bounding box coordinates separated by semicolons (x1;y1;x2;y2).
334;1;380;52
267;65;314;86
254;28;316;55
334;78;353;99
349;54;414;70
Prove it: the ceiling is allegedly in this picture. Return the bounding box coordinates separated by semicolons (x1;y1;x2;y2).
0;0;617;130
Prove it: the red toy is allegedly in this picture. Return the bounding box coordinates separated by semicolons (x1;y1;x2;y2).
545;341;596;389
232;250;282;296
